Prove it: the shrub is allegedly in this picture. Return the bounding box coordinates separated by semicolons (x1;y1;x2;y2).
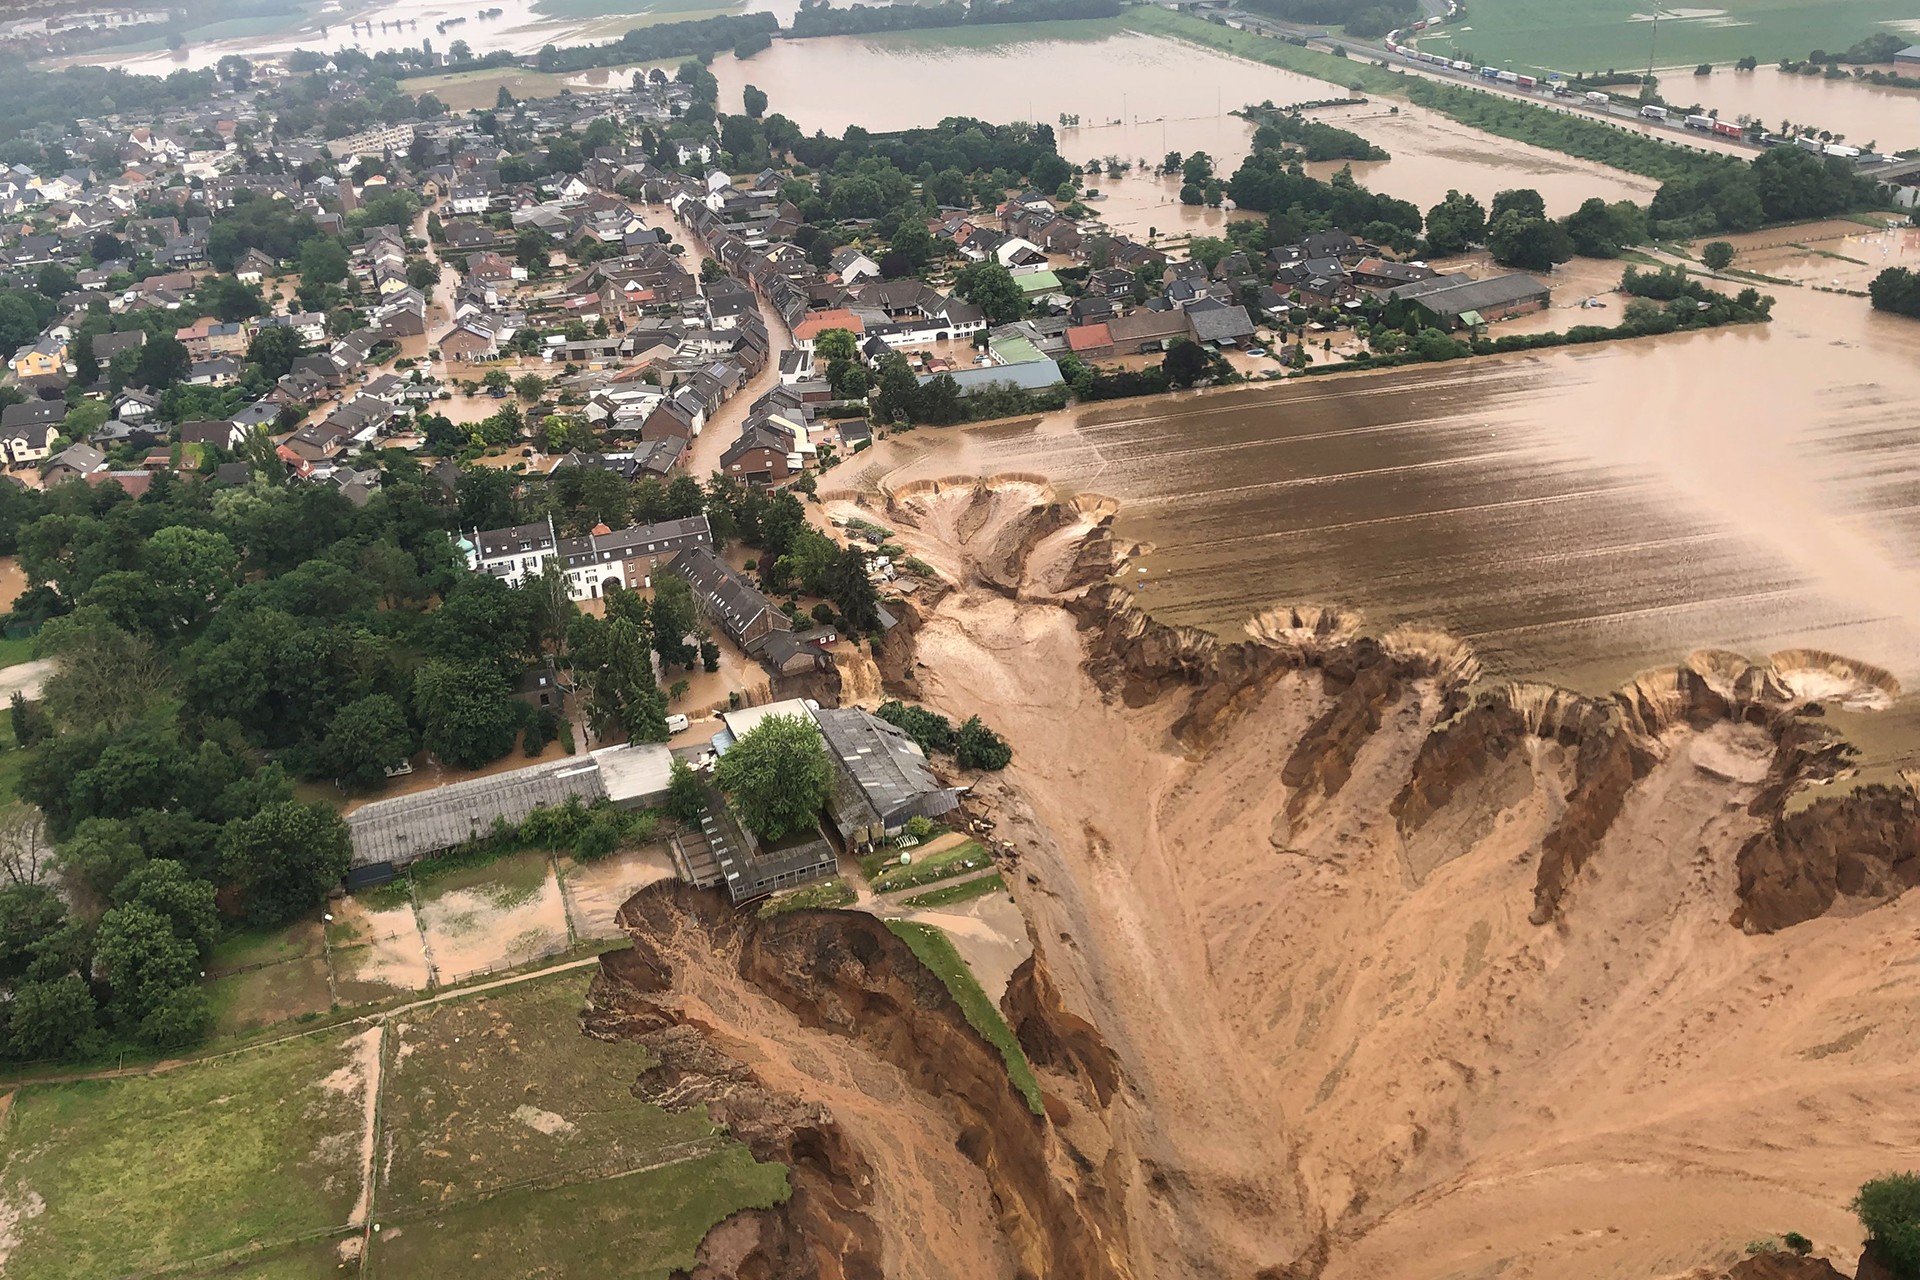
954;715;1013;771
903;815;935;841
573;814;621;862
1855;1174;1920;1279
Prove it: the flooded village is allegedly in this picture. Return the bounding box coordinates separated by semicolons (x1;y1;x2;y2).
2;1;1920;1277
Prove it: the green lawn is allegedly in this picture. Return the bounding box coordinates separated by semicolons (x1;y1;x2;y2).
0;634;36;670
369;1147;788;1280
886;921;1044;1115
377;973;738;1212
1121;9;1398;92
759;876;856;917
531;0;737;19
902;873;1007;910
2;970;789;1280
872;840;995;895
0;1029;370;1279
1410;0;1920;75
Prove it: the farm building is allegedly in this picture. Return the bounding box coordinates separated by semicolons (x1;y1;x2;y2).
671;786;837;906
1387;272;1551;329
813;708;967;847
343;743;675;870
1898;44;1920;68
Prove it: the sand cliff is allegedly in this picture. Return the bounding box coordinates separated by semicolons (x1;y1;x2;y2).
595;476;1920;1280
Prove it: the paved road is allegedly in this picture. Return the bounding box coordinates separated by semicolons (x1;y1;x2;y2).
0;659;53;704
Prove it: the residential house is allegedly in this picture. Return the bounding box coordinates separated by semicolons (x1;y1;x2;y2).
43;441;107;483
468;514;713;599
671;544;791;651
9;336;65;379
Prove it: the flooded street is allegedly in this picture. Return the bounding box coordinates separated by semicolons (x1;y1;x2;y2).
839;275;1920;773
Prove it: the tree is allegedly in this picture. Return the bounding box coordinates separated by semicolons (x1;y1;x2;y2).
132;335;191;391
826;545;881;632
955;715;1013;770
516;229;552;272
219;801;351;926
1182;151;1214;185
1163;338;1210;389
952;260;1023;325
1490;188;1546;222
812;327;859;363
36;263;74;299
319;694;414;789
8;975;96;1060
650;574;699;669
92;902;197;1026
514;373;547;401
52;817;145;909
743;83;768;118
1425;189;1487;255
665;757;705;822
1487;212;1573;273
298;236;349;290
1854;1174;1920;1279
1564;197;1645;257
113;859;218;954
413;660;519;769
247;325;306;380
712;713;831;841
147;526;239;632
1870;267;1920;319
1701;240;1736;271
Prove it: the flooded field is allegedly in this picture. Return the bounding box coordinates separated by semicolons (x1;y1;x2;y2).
711;31;1660;220
843;276;1920;773
1657;64;1920;151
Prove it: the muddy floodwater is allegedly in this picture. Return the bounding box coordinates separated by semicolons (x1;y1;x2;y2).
1656;63;1920;151
843;274;1920;774
711;32;1659;219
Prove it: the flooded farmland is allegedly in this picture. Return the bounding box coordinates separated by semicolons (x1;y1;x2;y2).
1656;63;1920;151
712;31;1661;219
841;271;1920;774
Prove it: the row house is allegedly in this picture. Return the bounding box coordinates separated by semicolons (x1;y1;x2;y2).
467;513;713;599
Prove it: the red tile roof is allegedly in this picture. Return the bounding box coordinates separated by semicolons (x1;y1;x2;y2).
1066;323;1113;352
792;309;864;341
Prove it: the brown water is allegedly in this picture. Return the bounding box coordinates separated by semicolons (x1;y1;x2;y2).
843;276;1920;772
712;32;1659;219
1656;63;1920;151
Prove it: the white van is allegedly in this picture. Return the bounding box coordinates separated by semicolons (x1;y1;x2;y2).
666;713;690;734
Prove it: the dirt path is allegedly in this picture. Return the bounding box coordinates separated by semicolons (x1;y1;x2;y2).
0;661;53;703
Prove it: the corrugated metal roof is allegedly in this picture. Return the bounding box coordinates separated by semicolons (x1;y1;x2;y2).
346;758;606;866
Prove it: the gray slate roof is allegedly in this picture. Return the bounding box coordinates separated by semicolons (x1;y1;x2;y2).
1388;272;1550;317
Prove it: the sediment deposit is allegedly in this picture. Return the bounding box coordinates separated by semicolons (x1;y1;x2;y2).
593;476;1920;1280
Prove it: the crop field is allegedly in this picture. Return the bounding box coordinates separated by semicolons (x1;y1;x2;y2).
1412;0;1919;76
0;971;787;1279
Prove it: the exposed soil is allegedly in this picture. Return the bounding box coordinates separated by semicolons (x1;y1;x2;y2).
810;477;1920;1279
586;883;1127;1280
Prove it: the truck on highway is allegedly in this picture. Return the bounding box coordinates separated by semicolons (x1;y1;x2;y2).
1684;114;1714;131
1711;120;1744;139
1479;65;1499;79
1450;59;1472;71
1495;69;1520;83
1823;143;1862;159
1584;90;1610;104
1641;105;1668;121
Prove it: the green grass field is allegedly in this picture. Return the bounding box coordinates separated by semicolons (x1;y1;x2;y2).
886;921;1044;1115
378;975;729;1211
0;971;789;1279
902;873;1007;910
759;876;856;917
1412;0;1919;76
872;840;995;895
0;1029;370;1279
0;635;36;670
371;1147;787;1280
